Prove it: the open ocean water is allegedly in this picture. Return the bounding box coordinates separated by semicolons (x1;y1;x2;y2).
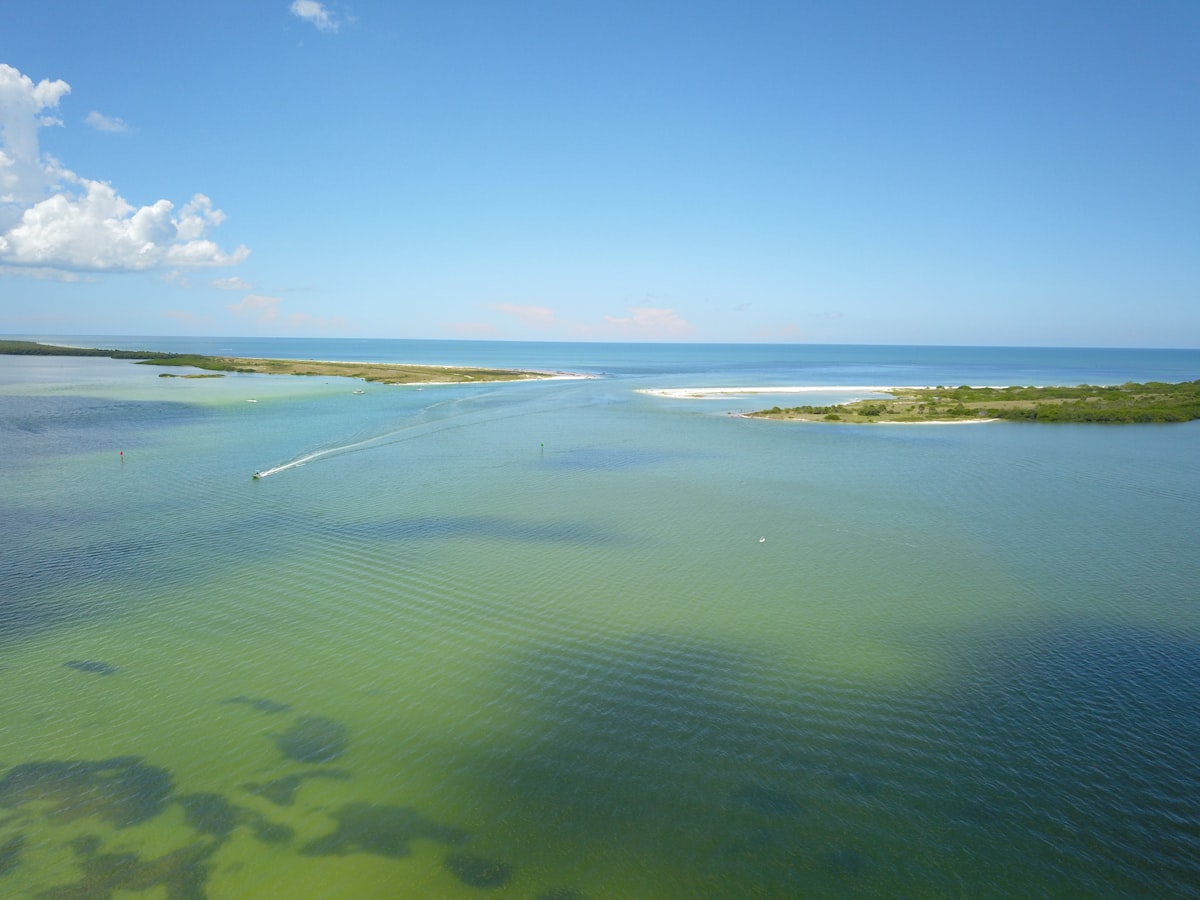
2;337;1199;898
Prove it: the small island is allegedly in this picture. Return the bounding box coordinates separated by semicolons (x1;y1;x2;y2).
0;340;556;385
747;381;1200;424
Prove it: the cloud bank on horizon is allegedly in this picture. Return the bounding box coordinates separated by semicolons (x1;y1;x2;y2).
0;63;248;276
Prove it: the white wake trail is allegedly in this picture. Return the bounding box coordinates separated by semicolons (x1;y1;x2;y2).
251;385;554;480
252;428;415;479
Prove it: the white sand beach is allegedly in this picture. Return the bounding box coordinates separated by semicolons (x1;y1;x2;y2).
638;385;1002;424
638;385;911;398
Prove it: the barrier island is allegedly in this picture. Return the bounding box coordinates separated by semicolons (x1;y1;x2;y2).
0;340;555;385
747;381;1200;424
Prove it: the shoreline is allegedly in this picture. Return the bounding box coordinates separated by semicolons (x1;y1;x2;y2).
365;372;593;387
142;353;571;384
723;380;1200;424
638;385;914;398
739;414;999;425
0;340;586;385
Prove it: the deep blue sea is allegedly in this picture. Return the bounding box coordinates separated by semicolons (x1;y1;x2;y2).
2;337;1199;897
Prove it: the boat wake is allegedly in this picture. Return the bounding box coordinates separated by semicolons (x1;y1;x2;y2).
251;431;399;479
250;384;560;480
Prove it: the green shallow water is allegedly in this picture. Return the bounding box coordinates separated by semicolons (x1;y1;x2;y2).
2;353;1199;897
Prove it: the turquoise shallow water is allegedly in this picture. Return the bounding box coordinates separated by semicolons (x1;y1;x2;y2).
2;341;1199;897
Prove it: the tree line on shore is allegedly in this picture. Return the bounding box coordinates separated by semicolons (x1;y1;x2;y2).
0;340;180;360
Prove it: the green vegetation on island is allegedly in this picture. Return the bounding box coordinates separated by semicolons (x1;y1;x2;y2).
0;340;552;385
748;380;1200;424
0;339;180;360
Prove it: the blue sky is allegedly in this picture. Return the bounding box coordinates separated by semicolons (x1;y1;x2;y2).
1;1;1197;346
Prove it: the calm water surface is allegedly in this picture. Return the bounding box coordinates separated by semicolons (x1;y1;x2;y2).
2;340;1199;897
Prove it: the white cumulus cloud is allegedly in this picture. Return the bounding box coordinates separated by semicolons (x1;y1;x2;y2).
0;64;68;210
290;0;338;32
212;275;253;291
85;110;128;133
0;62;248;274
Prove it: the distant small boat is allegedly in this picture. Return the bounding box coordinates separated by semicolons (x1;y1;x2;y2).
352;389;365;395
246;399;257;403
252;472;262;479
